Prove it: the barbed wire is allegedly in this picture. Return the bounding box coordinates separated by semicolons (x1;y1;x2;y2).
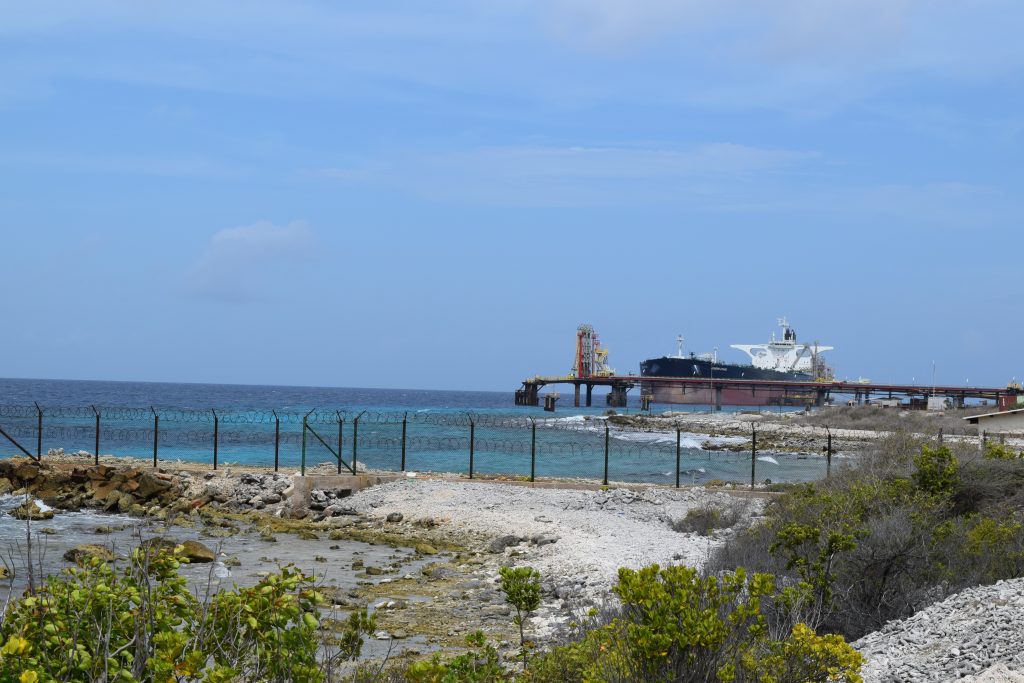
3;425;721;458
1;404;841;487
0;405;712;438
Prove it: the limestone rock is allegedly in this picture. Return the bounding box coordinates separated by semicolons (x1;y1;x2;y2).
135;473;172;499
487;535;523;553
138;537;215;563
10;500;54;520
64;544;116;563
179;540;215;563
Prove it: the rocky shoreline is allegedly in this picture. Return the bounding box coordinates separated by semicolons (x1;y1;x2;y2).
6;450;1024;677
0;455;764;655
605;409;1002;455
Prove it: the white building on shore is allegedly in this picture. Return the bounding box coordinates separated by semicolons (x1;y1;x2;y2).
963;408;1024;434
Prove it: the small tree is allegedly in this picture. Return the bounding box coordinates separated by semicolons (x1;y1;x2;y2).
913;445;959;495
499;565;542;670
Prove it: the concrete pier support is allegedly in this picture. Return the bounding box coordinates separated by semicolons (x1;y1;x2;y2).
607;383;629;407
574;383;581;407
585;384;593;407
514;382;540;406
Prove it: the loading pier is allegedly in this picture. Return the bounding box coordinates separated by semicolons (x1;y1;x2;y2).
516;375;1019;410
516;323;1021;411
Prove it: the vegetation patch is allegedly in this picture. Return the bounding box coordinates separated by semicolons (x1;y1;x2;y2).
671;500;749;536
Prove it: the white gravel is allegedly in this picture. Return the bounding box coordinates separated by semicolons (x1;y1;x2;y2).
347;479;760;599
855;578;1024;681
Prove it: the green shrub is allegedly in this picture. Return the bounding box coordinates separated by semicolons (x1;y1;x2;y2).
912;445;959;495
709;441;1024;641
984;441;1023;460
525;565;862;683
0;545;370;683
403;631;506;683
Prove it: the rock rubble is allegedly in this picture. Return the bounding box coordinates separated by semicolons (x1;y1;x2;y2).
855;577;1024;681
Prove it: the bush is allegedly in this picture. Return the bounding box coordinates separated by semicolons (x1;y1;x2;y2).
984;441;1023;460
912;445;959;495
403;631;506;683
710;441;1024;642
525;565;862;683
672;501;749;536
0;545;372;683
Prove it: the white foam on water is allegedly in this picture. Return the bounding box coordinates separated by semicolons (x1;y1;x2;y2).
551;415;587;424
610;430;743;451
612;431;679;446
756;455;780;465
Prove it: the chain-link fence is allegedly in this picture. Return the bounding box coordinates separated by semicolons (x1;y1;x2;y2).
0;405;832;486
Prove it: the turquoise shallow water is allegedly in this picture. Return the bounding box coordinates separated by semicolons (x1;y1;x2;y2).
0;378;823;484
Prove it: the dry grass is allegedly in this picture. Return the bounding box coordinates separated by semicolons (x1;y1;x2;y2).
792;405;988;436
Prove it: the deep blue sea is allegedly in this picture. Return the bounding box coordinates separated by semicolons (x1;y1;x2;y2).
0;378;826;484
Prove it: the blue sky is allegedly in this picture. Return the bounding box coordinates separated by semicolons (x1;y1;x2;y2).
2;1;1021;391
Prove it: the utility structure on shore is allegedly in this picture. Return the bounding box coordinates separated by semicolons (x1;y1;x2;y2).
515;324;1022;410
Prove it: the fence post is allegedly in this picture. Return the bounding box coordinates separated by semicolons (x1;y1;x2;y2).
301;408;314;476
353;410;366;474
938;427;944;445
750;423;757;491
272;410;280;472
675;428;681;488
34;402;42;459
91;405;100;466
603;424;609;486
468;417;475;479
212;409;219;470
151;407;159;468
401;412;407;472
336;411;344;475
825;426;832;479
530;418;536;483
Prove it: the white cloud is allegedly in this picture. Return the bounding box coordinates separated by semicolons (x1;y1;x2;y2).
185;221;316;302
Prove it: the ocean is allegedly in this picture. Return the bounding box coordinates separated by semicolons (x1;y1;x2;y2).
0;377;826;484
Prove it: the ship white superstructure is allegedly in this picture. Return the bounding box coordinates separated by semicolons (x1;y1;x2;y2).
730;317;833;375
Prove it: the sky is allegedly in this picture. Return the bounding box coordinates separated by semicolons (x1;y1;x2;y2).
1;1;1022;391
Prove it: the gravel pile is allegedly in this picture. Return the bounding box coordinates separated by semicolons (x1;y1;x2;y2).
347;479;760;604
855;578;1024;681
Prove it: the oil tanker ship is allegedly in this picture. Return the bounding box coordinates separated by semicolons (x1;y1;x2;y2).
640;318;833;406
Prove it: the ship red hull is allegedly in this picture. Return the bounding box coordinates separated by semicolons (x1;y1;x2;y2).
643;381;817;407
